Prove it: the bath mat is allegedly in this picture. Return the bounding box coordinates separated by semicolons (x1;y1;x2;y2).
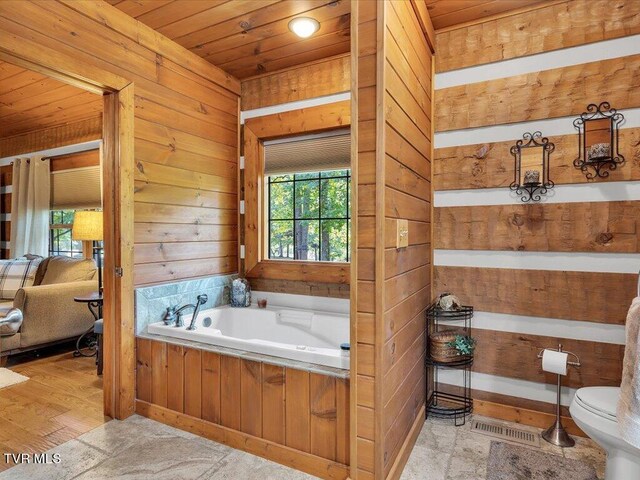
486;441;597;480
0;367;28;389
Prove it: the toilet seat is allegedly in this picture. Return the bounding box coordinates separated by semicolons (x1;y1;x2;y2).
570;387;640;480
574;387;619;422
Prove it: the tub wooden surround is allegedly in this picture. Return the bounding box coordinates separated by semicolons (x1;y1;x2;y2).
136;337;350;479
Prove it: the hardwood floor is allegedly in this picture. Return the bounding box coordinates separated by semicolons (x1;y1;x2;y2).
0;346;108;472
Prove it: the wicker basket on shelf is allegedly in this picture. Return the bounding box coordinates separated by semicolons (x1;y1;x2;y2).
429;330;467;363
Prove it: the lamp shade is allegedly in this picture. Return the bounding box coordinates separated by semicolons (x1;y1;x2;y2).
72;210;103;241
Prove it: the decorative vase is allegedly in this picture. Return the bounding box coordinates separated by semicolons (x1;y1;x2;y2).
230;278;251;307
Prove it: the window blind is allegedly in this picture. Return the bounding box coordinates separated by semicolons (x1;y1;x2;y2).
50;166;102;209
264;129;351;175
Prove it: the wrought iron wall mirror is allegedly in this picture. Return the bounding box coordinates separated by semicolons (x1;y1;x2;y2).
573;102;625;179
510;131;554;202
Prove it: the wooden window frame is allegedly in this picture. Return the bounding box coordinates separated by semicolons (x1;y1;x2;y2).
243;100;351;284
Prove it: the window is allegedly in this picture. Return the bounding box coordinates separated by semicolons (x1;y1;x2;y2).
49;210;83;257
268;169;351;262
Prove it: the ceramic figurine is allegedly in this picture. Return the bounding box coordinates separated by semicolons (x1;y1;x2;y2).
230;278;251;307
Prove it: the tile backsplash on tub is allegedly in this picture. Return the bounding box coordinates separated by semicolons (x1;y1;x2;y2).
135;274;236;334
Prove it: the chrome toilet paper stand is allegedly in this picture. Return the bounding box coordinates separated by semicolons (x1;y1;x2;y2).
536;344;581;447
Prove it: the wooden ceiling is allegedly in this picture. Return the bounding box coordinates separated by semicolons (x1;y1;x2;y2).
107;0;350;80
0;61;103;139
426;0;550;30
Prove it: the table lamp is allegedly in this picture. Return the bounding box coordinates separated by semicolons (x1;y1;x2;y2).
72;210;103;293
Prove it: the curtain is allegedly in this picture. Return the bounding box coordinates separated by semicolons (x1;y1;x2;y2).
10;156;50;258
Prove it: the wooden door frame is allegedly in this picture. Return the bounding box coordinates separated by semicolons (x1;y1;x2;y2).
0;50;136;420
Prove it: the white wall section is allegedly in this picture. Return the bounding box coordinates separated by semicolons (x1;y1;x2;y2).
434;181;640;207
438;370;577;407
434;250;640;274
240;91;350;124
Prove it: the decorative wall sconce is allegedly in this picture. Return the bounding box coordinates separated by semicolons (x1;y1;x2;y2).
510;131;555;203
573;102;625;179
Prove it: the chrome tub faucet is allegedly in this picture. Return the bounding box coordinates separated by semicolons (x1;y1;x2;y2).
162;294;208;329
187;294;208;331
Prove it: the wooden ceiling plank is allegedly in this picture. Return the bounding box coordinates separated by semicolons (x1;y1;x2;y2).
135;0;227;31
0;79;81;109
0;98;103;128
205;11;349;67
110;0;353;80
0;89;101;122
1;99;103;137
427;0;495;19
161;0;283;45
195;1;348;59
111;0;174;18
230;39;351;79
217;27;350;77
0;68;44;95
0;60;26;81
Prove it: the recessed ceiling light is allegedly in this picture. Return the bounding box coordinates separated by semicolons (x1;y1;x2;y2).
288;17;320;38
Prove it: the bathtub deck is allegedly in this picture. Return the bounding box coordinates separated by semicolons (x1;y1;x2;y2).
138;332;350;379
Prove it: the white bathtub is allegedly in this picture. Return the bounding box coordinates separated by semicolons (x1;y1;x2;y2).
147;304;350;369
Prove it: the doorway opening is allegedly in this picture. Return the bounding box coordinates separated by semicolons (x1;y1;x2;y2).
0;52;134;469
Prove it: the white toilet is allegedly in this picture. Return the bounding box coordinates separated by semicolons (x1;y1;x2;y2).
570;386;640;480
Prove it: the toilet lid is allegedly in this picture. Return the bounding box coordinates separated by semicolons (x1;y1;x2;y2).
575;387;619;421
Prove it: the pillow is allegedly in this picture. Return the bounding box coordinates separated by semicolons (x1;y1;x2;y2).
40;256;97;285
33;257;50;286
0;257;43;300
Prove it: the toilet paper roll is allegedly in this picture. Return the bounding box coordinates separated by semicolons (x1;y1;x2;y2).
542;349;568;376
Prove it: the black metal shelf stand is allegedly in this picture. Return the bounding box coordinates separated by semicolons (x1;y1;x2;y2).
426;303;474;426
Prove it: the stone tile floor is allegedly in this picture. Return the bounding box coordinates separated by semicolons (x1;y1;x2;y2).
401;415;606;480
0;415;314;480
0;414;605;480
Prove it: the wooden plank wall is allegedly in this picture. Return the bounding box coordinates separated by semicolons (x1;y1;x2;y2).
354;1;434;478
0;148;100;259
136;338;350;479
354;0;378;477
432;0;640;425
239;54;351;299
0;0;241;286
241;54;350;110
435;0;640;73
381;2;432;478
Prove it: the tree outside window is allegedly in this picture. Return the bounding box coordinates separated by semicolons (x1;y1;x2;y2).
268;169;350;262
49;210;83;257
